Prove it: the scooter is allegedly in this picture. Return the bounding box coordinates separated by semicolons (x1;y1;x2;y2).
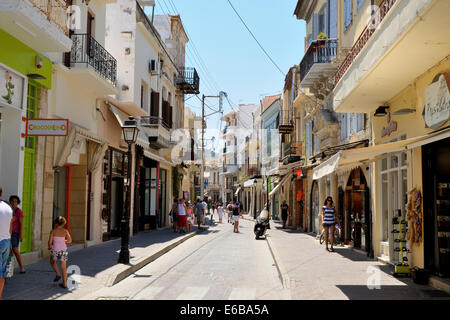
254;207;270;240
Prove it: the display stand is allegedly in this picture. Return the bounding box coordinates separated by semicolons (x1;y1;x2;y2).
392;209;411;277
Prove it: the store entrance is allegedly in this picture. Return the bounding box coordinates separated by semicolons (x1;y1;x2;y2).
423;137;450;278
345;168;369;251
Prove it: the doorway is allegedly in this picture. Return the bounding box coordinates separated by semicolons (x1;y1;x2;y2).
423;137;450;277
345;167;369;250
310;180;319;234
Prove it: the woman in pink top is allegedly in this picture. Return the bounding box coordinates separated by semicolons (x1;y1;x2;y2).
48;216;72;289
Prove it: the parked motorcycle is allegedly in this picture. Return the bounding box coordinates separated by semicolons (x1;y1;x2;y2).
254;207;270;240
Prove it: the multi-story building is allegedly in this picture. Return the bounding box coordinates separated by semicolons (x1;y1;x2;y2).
0;0;73;262
220;103;257;204
329;0;450;282
290;1;372;251
102;0;199;233
0;0;198;264
260;94;282;219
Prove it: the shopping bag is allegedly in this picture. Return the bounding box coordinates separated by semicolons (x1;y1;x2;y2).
5;256;14;278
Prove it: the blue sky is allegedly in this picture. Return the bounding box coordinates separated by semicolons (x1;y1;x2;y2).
146;0;305;152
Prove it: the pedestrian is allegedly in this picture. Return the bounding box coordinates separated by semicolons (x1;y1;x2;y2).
201;198;208;225
321;196;339;252
194;198;204;230
8;195;25;273
177;199;188;233
0;187;13;300
186;200;193;233
48;216;72;289
281;200;290;229
232;201;242;233
217;203;224;223
227;201;233;223
170;199;178;233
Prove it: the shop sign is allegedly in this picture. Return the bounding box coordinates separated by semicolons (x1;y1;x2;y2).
25;119;69;136
0;64;26;110
381;113;397;138
279;125;294;134
423;73;450;130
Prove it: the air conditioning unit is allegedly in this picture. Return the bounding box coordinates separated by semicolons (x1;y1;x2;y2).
149;59;157;74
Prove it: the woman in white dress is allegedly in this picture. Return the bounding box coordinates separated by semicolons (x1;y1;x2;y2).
217;203;224;223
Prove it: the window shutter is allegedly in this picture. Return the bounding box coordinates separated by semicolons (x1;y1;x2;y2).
357;113;364;132
340;114;346;141
312;13;320;40
344;0;353;31
357;0;364;10
329;0;338;38
324;4;328;37
151;92;160;118
169;105;173;129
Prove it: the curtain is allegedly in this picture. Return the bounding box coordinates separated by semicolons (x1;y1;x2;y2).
344;0;353;31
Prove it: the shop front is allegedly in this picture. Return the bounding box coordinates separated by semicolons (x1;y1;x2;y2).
344;167;371;252
101;148;128;241
0;29;52;254
310;180;320;234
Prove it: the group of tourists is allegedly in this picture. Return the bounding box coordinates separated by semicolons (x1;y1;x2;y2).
170;197;246;233
0;187;72;299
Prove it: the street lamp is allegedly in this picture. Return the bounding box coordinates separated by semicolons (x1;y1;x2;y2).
118;117;139;264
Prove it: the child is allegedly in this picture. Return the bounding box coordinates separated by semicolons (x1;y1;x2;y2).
48;216;72;289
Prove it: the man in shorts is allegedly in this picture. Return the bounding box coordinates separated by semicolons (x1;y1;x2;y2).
0;187;13;300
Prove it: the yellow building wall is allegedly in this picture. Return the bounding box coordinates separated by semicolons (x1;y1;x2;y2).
371;56;450;267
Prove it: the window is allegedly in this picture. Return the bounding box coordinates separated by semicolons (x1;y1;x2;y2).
340;113;364;141
344;0;353;31
379;138;408;260
141;81;148;111
305;121;313;157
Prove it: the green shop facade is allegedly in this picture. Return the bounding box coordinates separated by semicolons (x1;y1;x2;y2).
0;29;52;253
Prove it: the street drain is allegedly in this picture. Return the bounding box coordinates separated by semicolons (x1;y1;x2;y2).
96;296;129;300
421;289;450;298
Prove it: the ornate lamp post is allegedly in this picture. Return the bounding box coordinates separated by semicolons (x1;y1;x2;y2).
118;117;139;264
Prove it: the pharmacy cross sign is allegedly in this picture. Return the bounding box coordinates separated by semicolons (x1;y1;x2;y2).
25;119;69;136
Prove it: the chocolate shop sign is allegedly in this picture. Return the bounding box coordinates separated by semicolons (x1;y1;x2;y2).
423;73;450;130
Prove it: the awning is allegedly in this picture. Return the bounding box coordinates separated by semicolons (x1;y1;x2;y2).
105;96;147;118
244;179;256;188
55;125;108;171
235;187;241;196
313;151;342;180
269;172;293;198
143;149;174;166
340;127;450;164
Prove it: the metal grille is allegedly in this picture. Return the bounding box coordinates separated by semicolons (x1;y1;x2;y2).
69;34;117;85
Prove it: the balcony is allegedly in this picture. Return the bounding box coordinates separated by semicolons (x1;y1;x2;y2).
0;0;72;52
282;142;303;166
66;34;117;88
332;0;450;113
176;67;200;94
299;39;338;94
140;116;171;149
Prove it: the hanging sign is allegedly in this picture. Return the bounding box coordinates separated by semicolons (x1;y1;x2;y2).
423;73;450;130
25;119;69;136
279;125;294;134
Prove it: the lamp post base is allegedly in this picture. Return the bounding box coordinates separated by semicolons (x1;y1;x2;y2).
118;218;130;264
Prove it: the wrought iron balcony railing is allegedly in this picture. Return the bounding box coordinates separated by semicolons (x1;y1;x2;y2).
67;34;117;85
299;39;338;85
176;67;200;94
29;0;69;35
140;116;170;131
334;0;398;85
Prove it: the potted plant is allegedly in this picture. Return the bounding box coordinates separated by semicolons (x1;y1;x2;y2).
317;32;328;40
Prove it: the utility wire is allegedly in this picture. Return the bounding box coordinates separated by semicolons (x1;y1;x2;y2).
226;0;286;77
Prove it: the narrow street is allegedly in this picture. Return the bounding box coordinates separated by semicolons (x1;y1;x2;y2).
83;216;290;300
